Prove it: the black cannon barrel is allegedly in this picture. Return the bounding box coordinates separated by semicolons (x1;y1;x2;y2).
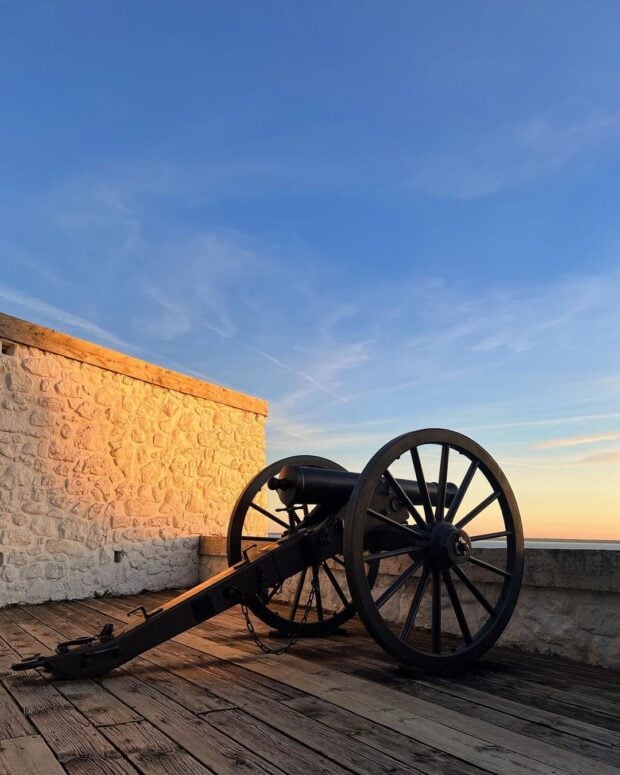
268;464;457;508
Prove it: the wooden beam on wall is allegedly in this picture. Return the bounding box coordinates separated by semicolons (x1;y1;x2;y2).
0;312;268;416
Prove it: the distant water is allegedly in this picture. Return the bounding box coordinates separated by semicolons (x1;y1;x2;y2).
525;539;620;551
267;531;619;550
478;539;620;550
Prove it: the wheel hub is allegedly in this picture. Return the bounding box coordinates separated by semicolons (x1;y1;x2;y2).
429;521;471;569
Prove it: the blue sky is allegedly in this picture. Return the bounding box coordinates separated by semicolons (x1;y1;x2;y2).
1;1;619;538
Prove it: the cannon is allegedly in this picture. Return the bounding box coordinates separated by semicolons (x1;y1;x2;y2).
13;428;523;677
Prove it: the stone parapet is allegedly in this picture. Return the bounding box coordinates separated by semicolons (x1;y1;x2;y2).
0;313;267;606
198;538;619;669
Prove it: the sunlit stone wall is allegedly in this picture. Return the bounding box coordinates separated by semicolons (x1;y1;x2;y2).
0;313;267;607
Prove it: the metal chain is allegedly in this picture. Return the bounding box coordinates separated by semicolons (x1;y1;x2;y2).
240;577;319;656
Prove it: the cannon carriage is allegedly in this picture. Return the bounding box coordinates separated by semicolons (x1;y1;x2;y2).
14;428;523;678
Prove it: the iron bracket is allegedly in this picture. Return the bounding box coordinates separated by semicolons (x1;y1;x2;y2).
127;605;163;621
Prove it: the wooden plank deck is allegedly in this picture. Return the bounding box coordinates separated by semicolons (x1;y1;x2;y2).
1;590;618;774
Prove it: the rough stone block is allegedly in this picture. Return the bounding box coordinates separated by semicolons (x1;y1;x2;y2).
23;563;44;579
38;396;64;413
54;379;80;397
29;516;57;537
2;565;20;582
45;538;88;557
6;372;33;392
29;409;54;427
22;357;61;378
2;528;32;546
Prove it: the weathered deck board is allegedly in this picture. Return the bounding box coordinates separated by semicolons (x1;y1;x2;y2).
0;682;37;740
0;735;66;775
1;591;618;775
100;720;212;774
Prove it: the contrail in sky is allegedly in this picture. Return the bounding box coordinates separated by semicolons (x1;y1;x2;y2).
194;314;351;404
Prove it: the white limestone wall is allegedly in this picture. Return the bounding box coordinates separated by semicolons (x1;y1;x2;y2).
0;328;266;607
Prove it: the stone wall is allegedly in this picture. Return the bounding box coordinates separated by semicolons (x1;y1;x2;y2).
0;313;267;607
199;538;619;669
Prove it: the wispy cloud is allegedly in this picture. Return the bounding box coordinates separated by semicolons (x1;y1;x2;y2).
131;232;262;341
266;265;620;467
0;283;133;350
135;236;355;405
412;113;620;200
51;183;143;268
47;155;378;211
464;411;620;433
136;286;193;341
0;241;69;287
576;450;620;465
267;409;407;459
348;269;618;404
535;430;620;450
59;113;619;208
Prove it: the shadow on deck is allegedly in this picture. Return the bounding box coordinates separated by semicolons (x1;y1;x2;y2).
0;589;618;774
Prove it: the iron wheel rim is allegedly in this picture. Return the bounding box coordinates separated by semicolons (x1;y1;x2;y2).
227;455;361;636
344;428;524;670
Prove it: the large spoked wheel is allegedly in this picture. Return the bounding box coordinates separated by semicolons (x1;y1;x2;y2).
227;455;362;636
344;429;524;671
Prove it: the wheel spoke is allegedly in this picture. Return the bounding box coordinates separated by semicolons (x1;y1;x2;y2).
435;444;449;522
289;568;307;620
446;460;478;523
312;565;324;621
442;569;472;644
266;586;282;602
249;502;289;530
431;566;441;653
468;556;512;579
241;535;278;542
375;558;424;610
321;561;349;607
382;470;427;529
331;556;346;568
363;545;426;563
400;562;431;640
452;565;497;617
367;508;426;539
470;530;512;542
454;491;500;530
410;447;434;524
